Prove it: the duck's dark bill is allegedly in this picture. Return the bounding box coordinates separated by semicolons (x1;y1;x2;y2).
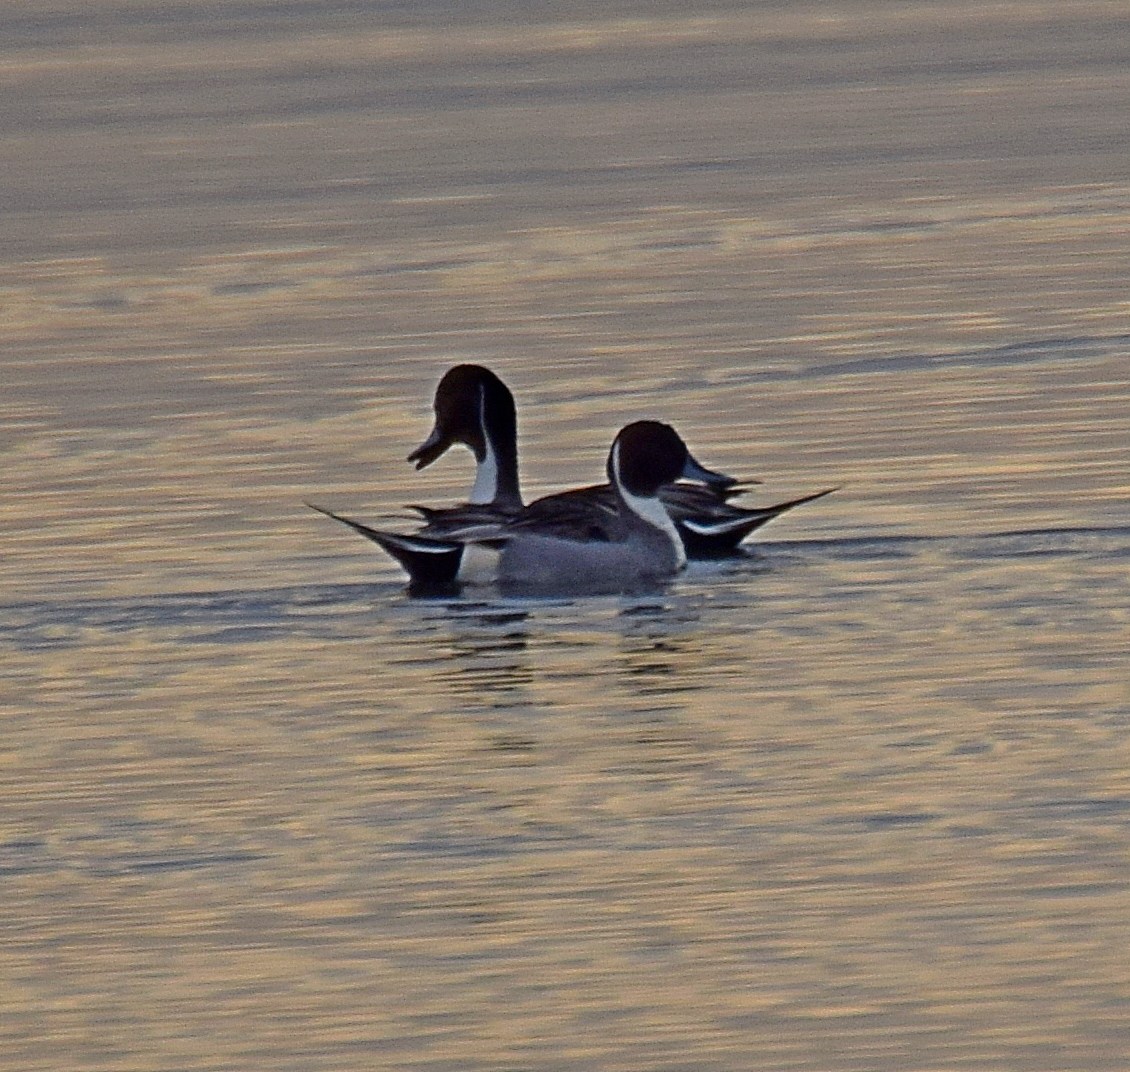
406;426;447;469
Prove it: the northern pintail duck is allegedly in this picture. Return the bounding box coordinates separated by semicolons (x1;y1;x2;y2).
399;364;833;556
490;420;717;593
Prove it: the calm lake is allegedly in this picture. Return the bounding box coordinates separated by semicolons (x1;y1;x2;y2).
3;2;1130;1069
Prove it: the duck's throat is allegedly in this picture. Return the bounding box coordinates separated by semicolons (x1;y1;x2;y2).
469;438;500;504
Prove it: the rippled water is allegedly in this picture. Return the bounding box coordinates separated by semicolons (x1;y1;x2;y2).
6;526;1130;1069
4;2;1130;1069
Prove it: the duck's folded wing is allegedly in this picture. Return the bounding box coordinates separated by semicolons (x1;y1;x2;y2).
502;484;620;542
408;501;522;541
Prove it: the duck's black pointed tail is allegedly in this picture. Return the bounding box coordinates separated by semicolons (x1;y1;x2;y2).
678;487;839;558
306;503;464;588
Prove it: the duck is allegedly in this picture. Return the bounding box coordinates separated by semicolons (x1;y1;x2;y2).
491;420;721;593
397;364;834;556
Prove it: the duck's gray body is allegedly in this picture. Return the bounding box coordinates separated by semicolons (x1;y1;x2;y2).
487;423;695;593
495;530;676;593
495;495;684;594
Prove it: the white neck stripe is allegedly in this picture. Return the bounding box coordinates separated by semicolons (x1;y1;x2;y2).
468;385;499;504
619;487;686;569
612;442;686;569
469;442;499;503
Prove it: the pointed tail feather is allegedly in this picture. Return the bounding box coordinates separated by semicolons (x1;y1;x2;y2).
678;487;838;556
306;503;464;587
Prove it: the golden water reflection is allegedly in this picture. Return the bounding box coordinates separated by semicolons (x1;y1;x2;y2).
5;530;1130;1069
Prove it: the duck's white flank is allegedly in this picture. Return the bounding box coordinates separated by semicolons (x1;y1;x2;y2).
458;541;501;582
